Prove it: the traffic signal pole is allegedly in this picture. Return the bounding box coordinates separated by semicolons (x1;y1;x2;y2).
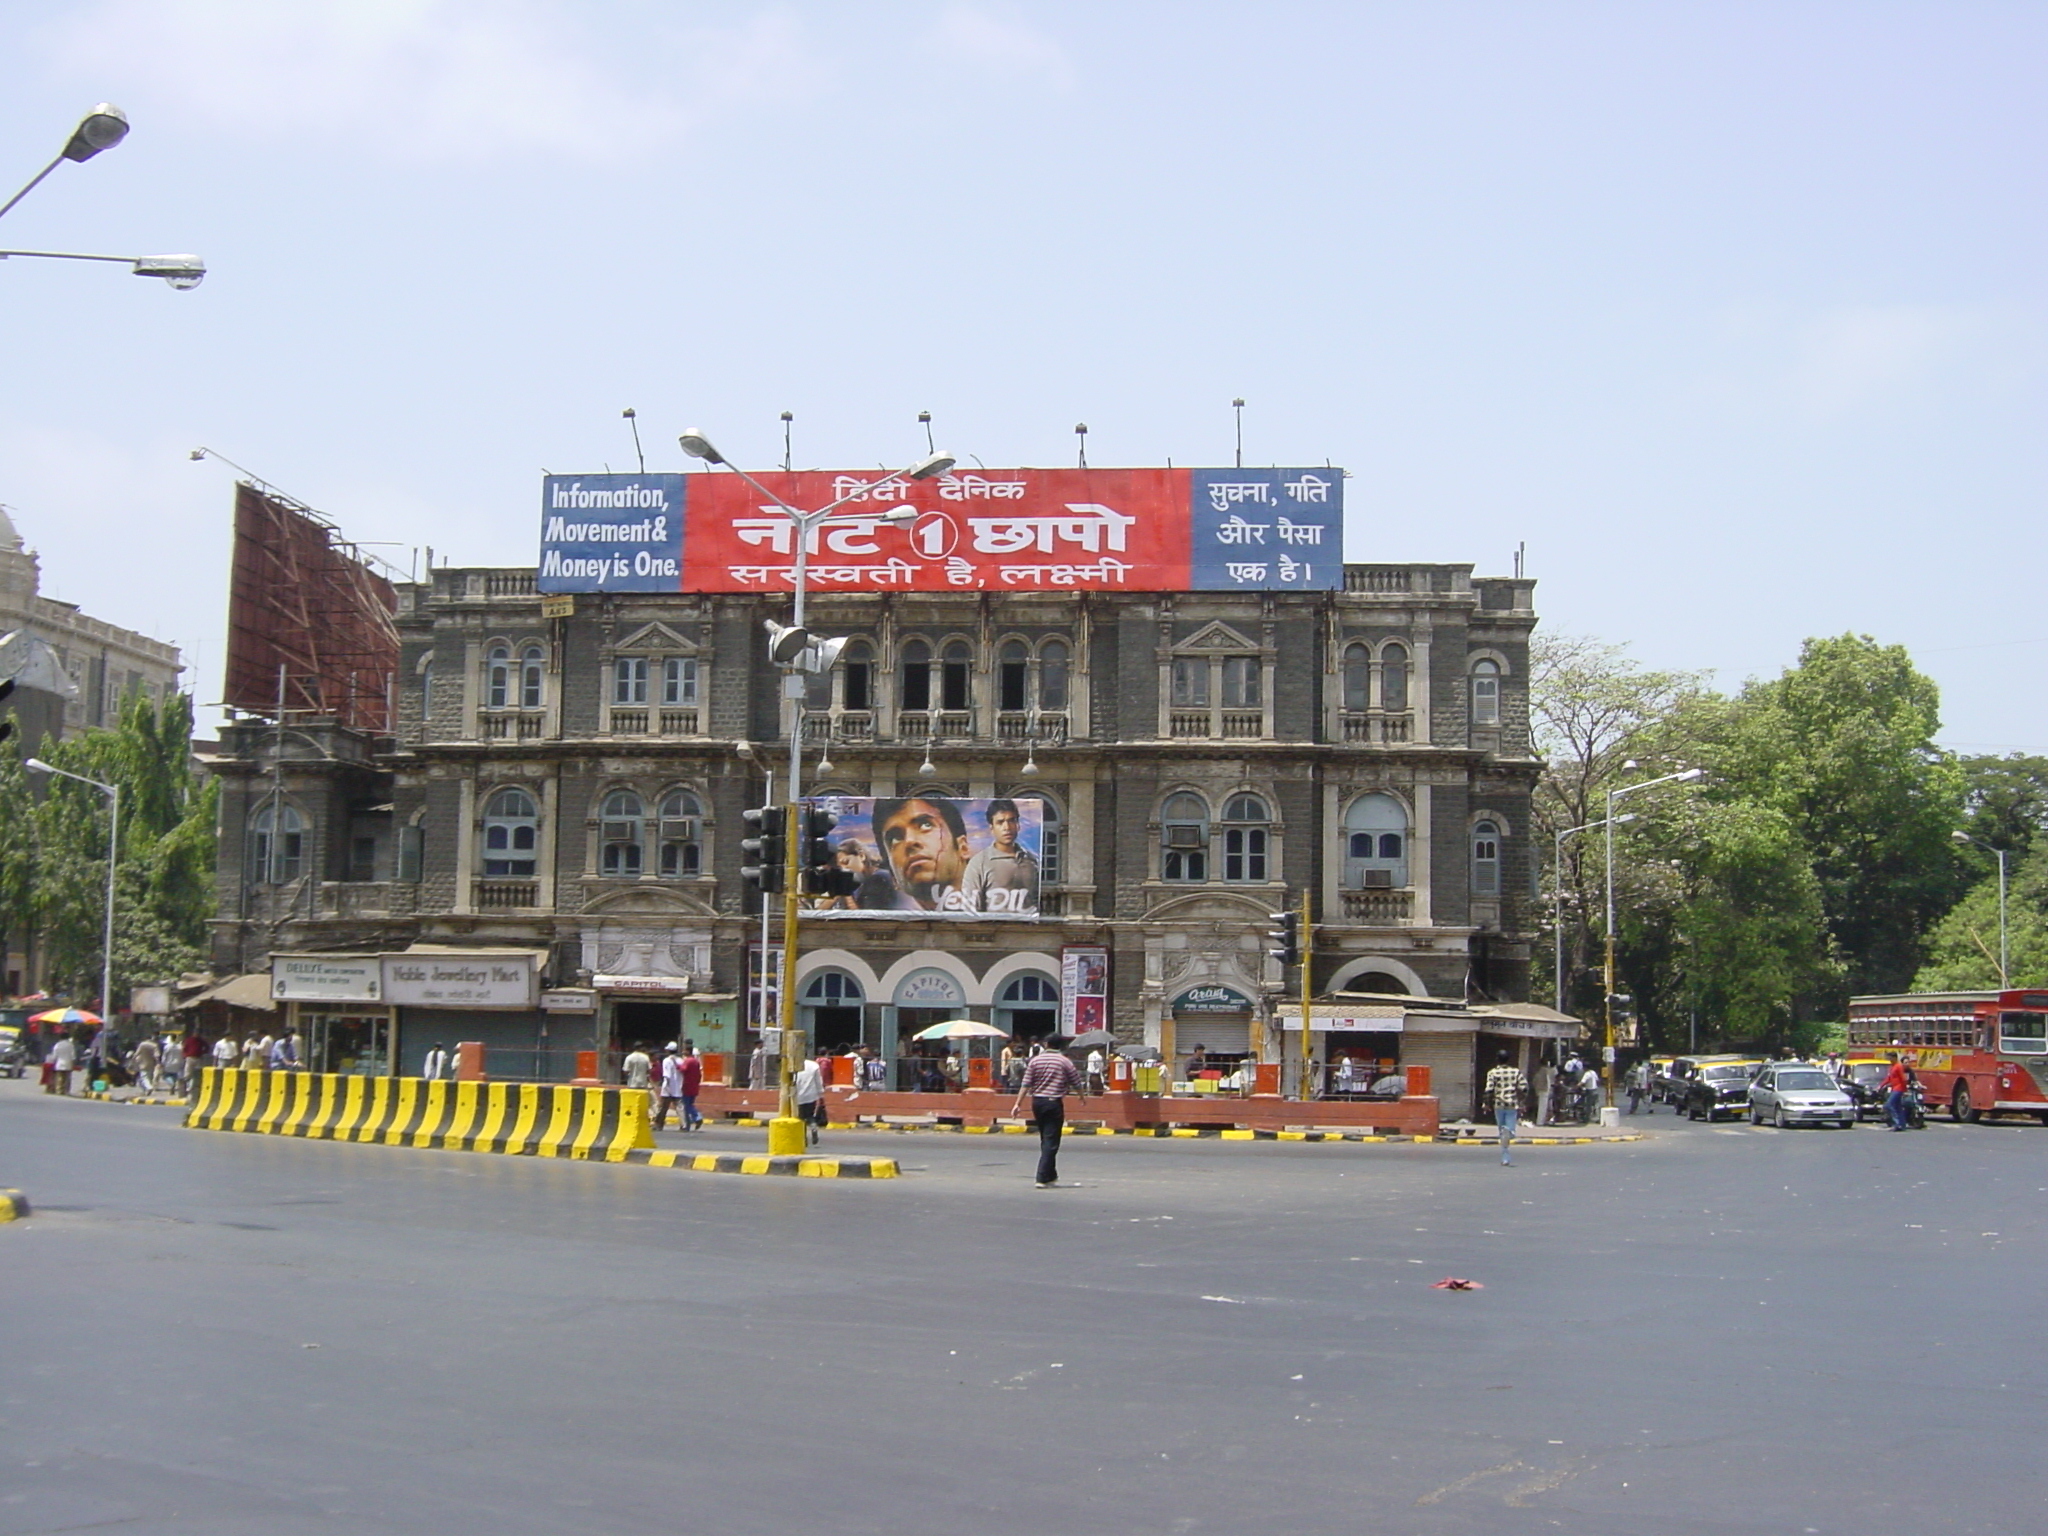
769;799;805;1152
1297;888;1313;1102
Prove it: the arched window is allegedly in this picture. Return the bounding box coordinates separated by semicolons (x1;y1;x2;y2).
486;644;512;709
1000;974;1059;1003
1039;796;1063;886
899;638;932;711
1470;658;1500;727
1343;793;1409;888
941;639;973;711
1220;793;1270;882
1161;791;1209;882
249;802;304;883
842;640;874;711
1471;819;1501;897
482;787;539;877
1342;643;1370;711
1381;643;1409;711
519;645;545;709
998;639;1029;712
1039;638;1070;710
658;789;703;878
600;789;645;876
802;970;863;1006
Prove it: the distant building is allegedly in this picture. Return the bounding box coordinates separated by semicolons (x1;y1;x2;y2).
0;505;183;737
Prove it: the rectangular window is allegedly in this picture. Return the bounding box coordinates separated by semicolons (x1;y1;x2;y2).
1224;828;1267;883
1222;656;1261;708
901;661;931;711
350;835;377;882
662;657;697;706
613;657;648;705
844;661;872;711
998;660;1028;711
1170;658;1209;707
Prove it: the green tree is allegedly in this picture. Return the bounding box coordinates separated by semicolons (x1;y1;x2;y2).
31;692;216;1006
1957;752;2048;862
1664;635;1966;1002
1912;844;2048;991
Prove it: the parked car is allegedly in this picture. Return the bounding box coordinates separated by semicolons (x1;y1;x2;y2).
0;1025;22;1079
1748;1063;1856;1129
1682;1061;1762;1121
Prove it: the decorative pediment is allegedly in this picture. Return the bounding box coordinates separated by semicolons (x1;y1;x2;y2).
1176;621;1258;654
578;882;718;919
1143;890;1280;925
612;622;695;655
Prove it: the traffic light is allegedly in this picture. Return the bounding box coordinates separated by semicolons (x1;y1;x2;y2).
1267;908;1300;967
740;806;784;898
0;677;14;743
802;804;858;897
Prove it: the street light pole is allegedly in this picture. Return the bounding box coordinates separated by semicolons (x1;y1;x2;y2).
1553;814;1636;1013
1604;766;1705;1105
1952;830;2010;987
0;248;205;288
26;759;119;1022
679;431;955;1151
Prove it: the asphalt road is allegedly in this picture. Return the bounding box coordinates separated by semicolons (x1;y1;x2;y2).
2;1083;2040;1536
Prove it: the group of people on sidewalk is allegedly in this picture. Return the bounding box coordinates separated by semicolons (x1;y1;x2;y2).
621;1041;706;1133
39;1025;257;1097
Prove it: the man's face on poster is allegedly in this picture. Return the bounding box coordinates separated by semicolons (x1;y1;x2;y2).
879;799;969;905
988;806;1020;852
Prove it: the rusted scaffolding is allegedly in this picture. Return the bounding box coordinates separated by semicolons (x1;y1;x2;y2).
223;481;398;731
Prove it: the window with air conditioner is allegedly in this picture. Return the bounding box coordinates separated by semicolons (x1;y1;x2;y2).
1160;792;1209;882
1343;792;1408;888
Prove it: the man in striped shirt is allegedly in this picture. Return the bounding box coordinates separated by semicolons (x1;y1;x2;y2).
1483;1049;1527;1166
1011;1043;1085;1187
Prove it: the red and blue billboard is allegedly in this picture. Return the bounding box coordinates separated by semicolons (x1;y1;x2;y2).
539;466;1343;594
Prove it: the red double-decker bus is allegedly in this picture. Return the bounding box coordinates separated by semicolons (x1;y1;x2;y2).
1847;990;2048;1123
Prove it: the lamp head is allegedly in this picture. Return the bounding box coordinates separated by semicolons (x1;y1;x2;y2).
763;620;813;666
907;450;955;481
24;758;52;774
132;255;205;289
735;739;755;760
62;104;129;163
1952;830;1972;845
1675;767;1706;783
677;429;724;465
1020;754;1040;777
917;755;936;778
816;755;835;777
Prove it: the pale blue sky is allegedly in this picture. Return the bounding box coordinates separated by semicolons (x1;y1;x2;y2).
2;1;2041;749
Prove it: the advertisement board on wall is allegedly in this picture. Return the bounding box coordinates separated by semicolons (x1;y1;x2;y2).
801;796;1043;918
381;954;537;1009
273;955;382;1003
1061;945;1110;1034
538;467;1342;595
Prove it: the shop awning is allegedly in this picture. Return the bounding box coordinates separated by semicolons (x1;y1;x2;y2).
180;973;278;1013
1277;1004;1407;1033
1470;1003;1584;1040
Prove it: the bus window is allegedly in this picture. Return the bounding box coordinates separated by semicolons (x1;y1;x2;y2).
1998;1011;2046;1055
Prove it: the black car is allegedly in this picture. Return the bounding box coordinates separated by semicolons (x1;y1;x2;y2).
1837;1059;1892;1121
1683;1061;1760;1121
1657;1053;1742;1106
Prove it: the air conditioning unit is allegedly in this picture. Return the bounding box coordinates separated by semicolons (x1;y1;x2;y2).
1361;869;1396;889
660;817;699;841
1165;825;1206;848
601;821;638;842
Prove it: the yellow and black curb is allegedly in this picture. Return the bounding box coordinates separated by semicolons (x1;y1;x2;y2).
185;1067;654;1162
78;1091;189;1106
0;1189;29;1222
629;1149;898;1179
726;1116;1640;1147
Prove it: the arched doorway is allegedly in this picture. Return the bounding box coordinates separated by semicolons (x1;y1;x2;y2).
995;973;1059;1042
800;969;865;1053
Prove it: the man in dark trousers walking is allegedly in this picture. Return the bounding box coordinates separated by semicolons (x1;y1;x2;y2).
1011;1043;1086;1187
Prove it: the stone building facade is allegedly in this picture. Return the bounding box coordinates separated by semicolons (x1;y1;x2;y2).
206;560;1541;1108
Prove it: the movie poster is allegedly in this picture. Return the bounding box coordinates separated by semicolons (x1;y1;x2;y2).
801;796;1043;919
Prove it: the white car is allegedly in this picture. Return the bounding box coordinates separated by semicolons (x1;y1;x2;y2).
1748;1064;1856;1129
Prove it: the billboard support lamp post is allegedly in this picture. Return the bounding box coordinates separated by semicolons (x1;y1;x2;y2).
678;430;956;1151
1951;830;2009;987
26;759;118;1022
1553;814;1634;1013
1605;767;1704;1102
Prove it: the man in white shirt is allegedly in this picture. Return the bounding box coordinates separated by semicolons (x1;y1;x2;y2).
792;1056;825;1145
1085;1046;1105;1095
620;1044;652;1092
423;1042;452;1082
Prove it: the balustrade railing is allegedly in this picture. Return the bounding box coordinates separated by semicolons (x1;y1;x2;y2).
1340;710;1413;744
1340;888;1414;923
474;879;540;910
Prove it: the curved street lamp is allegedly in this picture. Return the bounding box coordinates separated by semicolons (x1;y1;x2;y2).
1951;829;2010;987
25;758;119;1021
0;104;130;222
0;249;205;289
